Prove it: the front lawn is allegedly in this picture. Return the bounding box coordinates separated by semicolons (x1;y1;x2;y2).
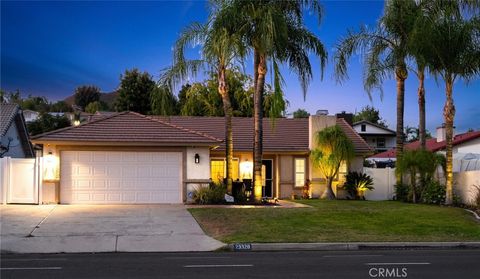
188;200;480;243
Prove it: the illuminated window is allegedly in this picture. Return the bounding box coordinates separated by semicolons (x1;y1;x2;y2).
295;158;306;187
210;158;239;183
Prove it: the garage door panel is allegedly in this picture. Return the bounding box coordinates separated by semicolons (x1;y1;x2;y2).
61;151;182;204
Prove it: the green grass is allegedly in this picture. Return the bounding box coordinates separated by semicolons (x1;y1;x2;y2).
188;200;480;243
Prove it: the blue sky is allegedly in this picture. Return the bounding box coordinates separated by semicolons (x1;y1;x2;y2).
1;0;479;134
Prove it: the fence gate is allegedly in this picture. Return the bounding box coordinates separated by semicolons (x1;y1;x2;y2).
1;157;41;204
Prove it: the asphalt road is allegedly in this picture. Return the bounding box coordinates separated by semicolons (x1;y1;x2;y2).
1;249;480;279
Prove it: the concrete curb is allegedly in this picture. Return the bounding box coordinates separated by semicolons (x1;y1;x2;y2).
465;209;480;220
227;242;480;252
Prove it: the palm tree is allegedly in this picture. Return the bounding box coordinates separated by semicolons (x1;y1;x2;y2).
161;5;247;194
334;0;419;184
311;125;355;199
425;4;480;204
215;0;327;201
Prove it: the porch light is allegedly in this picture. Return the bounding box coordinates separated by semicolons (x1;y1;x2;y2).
240;159;253;179
44;151;58;180
194;153;200;164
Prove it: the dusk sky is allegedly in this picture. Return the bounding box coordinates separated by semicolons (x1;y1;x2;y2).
1;0;479;134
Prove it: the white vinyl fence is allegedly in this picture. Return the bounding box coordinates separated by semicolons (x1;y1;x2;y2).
363;167;396;201
364;167;480;205
0;157;42;204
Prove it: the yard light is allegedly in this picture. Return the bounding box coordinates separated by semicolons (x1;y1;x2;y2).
194;153;200;164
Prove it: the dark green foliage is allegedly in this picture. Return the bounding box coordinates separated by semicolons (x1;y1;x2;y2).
394;183;410;202
421;180;446;205
50;101;73;112
150;85;179;116
343;172;374;200
293;109;310;118
115;69;155;114
85;101;109;114
74;86;101;109
193;183;227;205
353;106;387;127
21;95;51;113
27;113;71;136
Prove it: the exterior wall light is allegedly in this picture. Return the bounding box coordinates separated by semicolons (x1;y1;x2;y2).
194;153;200;164
44;151;58;180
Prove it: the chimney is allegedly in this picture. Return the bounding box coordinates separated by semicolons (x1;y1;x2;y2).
309;114;337;149
436;124;455;142
336;111;353;126
316;109;329;116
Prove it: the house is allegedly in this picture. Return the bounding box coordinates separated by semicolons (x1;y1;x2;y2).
22;109;40;123
1;103;35;158
369;125;480;163
352;120;396;153
31;111;372;204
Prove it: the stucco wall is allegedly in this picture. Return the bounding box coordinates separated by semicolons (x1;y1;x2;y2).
354;123;392;134
454;170;480;206
186;147;210;180
1;122;26;158
454;138;480;154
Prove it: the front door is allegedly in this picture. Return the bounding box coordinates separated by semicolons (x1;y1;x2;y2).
262;160;273;198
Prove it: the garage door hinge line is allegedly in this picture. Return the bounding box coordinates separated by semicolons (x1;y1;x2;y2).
27;205;57;237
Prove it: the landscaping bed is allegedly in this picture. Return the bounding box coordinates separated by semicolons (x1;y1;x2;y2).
188;200;480;243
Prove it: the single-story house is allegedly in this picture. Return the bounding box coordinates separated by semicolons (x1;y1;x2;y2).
352;120;396;153
31;111;372;204
1;103;34;158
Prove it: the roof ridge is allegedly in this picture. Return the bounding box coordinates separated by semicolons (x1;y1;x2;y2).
30;111;127;140
129;112;223;142
338;118;373;153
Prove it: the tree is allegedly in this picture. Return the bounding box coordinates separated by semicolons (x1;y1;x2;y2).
335;0;419;185
404;125;432;143
50;101;73;112
85;101;108;114
293;109;310;118
74;86;100;110
115;69;155;114
353;106;387;127
151;85;179;116
217;0;327;200
425;2;480;204
27;113;71;136
161;10;247;194
20;95;50;113
311;125;355;200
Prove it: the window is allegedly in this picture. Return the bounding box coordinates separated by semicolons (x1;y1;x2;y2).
361;124;366;132
210;158;239;183
377;138;386;148
295;158;306;187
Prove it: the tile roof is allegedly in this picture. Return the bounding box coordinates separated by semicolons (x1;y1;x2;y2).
1;103;20;136
31;111;223;146
153;116;372;154
336;118;374;154
370;131;480;159
153;116;310;152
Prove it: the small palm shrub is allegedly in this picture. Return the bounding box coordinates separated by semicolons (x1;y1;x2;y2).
421;180;446;205
394;183;410;202
193;183;226;204
343;172;374;200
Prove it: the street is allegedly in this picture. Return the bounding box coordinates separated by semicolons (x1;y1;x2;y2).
1;249;480;278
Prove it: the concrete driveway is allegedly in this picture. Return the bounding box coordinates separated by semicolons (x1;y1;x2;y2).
0;205;224;253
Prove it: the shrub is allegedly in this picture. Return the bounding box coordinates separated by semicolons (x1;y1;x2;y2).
394;183;410;202
343;172;374;200
421;180;446;205
472;185;480;209
193;183;226;204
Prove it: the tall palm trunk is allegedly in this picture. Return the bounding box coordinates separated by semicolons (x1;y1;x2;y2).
444;76;455;205
253;50;267;201
417;68;426;149
395;66;407;185
218;65;233;194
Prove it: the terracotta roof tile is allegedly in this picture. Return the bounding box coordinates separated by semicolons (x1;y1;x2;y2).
31;111;222;145
370;131;480;158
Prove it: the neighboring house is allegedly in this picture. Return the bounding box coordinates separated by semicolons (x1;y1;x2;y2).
352;120;396;153
31;111;372;204
369;125;480;163
22;109;40;123
0;104;35;158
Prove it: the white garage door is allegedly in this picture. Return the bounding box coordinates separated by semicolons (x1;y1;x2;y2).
60;151;182;204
